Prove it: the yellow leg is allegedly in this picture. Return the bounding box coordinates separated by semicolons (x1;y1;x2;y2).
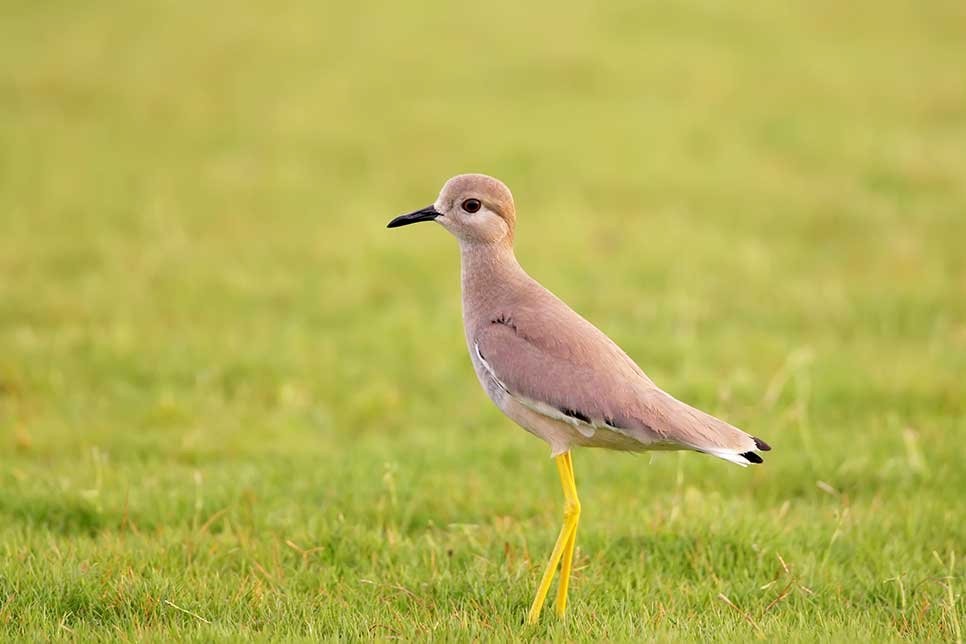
527;451;581;624
554;452;579;616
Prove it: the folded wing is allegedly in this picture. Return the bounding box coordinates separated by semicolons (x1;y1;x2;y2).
473;317;768;465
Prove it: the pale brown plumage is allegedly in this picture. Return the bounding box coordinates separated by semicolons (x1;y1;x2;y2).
390;173;770;465
389;173;771;623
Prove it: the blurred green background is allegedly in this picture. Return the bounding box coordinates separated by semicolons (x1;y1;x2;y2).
1;0;964;640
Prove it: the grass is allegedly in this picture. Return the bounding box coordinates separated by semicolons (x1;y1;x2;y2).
1;0;964;640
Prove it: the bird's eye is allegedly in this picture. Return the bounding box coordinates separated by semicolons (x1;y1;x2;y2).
461;198;482;213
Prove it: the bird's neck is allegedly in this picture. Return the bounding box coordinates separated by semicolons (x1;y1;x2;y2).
459;240;526;321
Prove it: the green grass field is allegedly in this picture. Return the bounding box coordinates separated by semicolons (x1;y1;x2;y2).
1;1;964;640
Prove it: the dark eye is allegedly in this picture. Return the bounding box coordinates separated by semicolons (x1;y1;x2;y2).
461;198;482;213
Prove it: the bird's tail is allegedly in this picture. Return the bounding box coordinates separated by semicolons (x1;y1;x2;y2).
701;435;772;467
646;389;771;467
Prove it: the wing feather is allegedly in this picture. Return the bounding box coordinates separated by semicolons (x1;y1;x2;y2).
474;317;760;456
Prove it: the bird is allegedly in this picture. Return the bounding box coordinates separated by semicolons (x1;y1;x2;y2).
387;174;771;623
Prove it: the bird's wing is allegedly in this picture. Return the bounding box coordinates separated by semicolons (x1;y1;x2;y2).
473;318;768;463
474;317;646;435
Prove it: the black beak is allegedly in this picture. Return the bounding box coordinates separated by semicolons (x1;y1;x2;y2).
387;205;440;228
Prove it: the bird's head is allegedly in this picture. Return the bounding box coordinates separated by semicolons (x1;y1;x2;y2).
388;174;516;245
